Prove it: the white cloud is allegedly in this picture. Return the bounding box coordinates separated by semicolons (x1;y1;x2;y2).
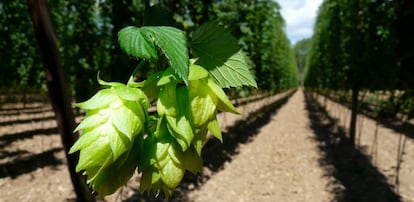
277;0;323;44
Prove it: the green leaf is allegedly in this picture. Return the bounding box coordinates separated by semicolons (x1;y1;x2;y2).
118;26;189;85
118;26;158;60
191;23;256;88
143;26;189;85
191;22;239;68
208;51;257;88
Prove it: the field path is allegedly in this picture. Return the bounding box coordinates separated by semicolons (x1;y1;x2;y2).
188;90;333;202
2;89;410;201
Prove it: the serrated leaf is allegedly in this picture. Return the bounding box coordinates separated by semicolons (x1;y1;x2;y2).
142;27;189;85
191;23;256;88
118;26;189;84
118;26;158;60
209;51;257;88
191;22;239;68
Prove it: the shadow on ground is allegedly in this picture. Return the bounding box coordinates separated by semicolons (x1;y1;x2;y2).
0;148;63;178
0;127;58;148
0;113;55;127
123;90;295;202
319;92;414;140
304;91;401;202
172;90;295;201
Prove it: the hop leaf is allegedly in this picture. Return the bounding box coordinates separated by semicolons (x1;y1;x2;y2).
69;83;148;197
118;26;190;85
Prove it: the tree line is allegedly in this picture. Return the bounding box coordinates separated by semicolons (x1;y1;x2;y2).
0;0;299;100
304;0;414;145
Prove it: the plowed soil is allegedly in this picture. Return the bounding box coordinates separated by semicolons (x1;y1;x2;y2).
0;90;412;202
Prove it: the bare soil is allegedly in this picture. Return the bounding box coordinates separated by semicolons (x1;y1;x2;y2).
0;90;412;202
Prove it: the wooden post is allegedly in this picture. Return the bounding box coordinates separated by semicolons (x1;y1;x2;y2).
349;87;359;146
27;0;95;201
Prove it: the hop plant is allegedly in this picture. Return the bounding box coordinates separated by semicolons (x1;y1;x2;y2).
69;23;256;199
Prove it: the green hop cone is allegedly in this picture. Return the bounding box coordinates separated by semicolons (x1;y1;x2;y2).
157;81;194;151
139;117;202;197
69;81;149;197
188;64;239;153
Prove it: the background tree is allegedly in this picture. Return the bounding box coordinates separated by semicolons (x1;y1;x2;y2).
213;0;299;92
0;2;43;91
304;0;408;145
293;38;311;85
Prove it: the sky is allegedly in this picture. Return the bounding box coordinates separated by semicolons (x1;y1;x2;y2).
277;0;323;45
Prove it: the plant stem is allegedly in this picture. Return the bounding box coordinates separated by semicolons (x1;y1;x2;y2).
127;60;147;86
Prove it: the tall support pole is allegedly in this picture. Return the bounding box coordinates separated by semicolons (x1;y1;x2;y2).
27;0;95;201
349;87;359;146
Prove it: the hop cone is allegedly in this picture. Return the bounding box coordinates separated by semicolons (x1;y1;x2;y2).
139;117;202;197
69;82;148;197
188;64;239;153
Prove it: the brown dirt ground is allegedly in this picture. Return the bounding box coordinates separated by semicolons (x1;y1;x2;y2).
313;93;414;202
0;89;412;202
